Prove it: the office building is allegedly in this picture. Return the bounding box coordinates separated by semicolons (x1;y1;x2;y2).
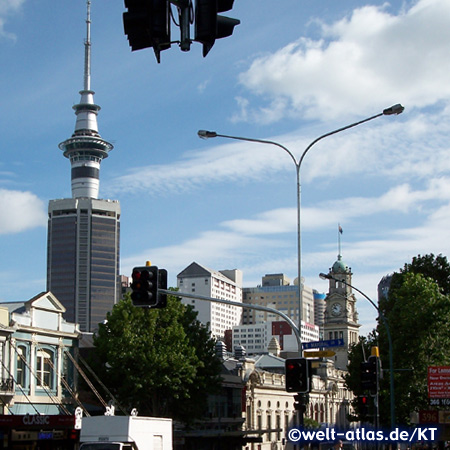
177;262;243;339
242;274;316;335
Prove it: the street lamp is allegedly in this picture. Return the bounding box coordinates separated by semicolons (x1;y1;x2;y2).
198;104;404;353
319;272;395;428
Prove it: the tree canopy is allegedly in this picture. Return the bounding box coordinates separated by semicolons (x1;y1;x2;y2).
377;254;450;425
90;294;222;424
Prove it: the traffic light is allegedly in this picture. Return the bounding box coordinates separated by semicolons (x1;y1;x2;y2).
157;267;168;308
130;265;167;308
293;393;309;412
194;0;240;57
123;0;171;63
360;355;378;392
357;394;369;420
285;358;309;393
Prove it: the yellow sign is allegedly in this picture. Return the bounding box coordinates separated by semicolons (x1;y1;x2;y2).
304;350;336;358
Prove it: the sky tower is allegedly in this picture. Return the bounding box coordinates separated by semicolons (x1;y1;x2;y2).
58;0;113;199
47;1;121;332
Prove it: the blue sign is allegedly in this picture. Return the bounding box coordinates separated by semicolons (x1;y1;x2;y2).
302;338;344;349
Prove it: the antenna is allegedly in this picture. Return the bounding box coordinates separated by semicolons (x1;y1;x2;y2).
338;224;343;257
84;0;91;92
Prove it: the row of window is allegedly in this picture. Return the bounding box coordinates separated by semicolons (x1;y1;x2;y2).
16;345;57;390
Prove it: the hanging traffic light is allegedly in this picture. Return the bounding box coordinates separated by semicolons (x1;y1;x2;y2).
130;265;167;308
194;0;240;57
123;0;171;63
285;358;310;393
360;355;378;392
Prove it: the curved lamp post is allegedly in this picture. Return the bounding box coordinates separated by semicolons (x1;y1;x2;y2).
319;272;395;428
198;104;404;354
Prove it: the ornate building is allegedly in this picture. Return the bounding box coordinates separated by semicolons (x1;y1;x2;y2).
323;254;360;370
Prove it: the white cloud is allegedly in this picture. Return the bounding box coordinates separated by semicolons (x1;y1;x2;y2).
234;0;450;123
0;189;47;234
106;140;290;196
0;0;25;40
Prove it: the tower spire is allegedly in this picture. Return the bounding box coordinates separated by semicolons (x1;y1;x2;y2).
58;0;113;199
84;0;91;92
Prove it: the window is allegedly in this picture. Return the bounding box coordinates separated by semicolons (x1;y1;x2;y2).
37;350;54;389
16;346;27;387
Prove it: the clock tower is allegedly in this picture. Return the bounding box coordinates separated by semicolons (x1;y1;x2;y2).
323;254;360;370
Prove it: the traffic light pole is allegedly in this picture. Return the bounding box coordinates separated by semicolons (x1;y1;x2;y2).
160;289;303;354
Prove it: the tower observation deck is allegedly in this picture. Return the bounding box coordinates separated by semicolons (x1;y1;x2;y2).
58;0;113;199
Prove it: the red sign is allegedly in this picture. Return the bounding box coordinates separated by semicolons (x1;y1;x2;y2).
0;415;76;429
419;410;439;423
428;366;450;398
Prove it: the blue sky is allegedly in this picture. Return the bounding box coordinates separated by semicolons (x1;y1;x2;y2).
1;0;450;336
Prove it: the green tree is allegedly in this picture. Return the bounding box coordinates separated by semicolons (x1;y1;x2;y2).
377;256;450;425
91;294;222;424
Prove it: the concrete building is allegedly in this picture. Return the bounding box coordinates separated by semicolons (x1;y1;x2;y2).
231;320;320;355
46;2;120;332
177;262;243;340
242;273;317;347
313;290;326;338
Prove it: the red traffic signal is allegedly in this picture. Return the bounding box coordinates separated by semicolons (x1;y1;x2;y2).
130;265;167;308
285;357;310;393
358;394;369;419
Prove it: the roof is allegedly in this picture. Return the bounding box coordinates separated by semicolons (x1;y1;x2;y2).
254;353;286;371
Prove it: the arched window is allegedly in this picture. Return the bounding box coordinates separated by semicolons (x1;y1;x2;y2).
36;350;54;389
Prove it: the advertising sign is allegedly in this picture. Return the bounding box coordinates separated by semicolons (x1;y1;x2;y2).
428;366;450;399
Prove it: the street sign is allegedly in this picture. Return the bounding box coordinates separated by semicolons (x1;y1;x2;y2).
302;338;344;349
304;350;336;358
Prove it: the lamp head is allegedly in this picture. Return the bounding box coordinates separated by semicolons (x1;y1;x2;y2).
319;272;333;280
198;130;217;139
383;104;404;115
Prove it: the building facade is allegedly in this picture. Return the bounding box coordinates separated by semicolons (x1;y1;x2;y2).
242;273;315;326
176;347;354;450
47;198;120;332
177;262;243;339
0;292;80;416
46;2;120;332
231;320;320;355
242;273;318;351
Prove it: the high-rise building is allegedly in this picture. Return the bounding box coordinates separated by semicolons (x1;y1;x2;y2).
47;1;120;332
242;274;315;325
177;262;243;339
242;273;319;347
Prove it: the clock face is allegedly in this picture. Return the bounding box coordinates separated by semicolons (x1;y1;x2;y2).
331;302;342;316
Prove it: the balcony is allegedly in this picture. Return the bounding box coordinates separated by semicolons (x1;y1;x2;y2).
0;378;14;396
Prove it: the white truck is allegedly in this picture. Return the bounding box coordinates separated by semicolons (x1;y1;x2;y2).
79;415;173;450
